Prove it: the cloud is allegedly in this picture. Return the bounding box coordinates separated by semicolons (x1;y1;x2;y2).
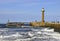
0;0;57;15
0;0;59;6
0;0;56;6
0;0;39;4
0;0;19;3
0;10;26;14
0;9;35;14
0;0;40;8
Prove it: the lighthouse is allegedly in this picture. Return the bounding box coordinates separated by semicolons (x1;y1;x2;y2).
41;8;45;26
42;8;45;22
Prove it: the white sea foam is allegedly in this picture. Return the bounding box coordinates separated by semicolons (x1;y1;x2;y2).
0;27;60;41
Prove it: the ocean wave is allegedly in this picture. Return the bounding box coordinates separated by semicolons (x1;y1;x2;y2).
0;27;60;41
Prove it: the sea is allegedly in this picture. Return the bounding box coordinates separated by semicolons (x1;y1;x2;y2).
0;27;60;41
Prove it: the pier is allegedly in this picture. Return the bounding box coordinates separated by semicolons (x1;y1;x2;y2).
6;8;60;32
30;8;60;32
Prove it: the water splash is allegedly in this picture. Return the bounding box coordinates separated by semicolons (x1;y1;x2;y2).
0;27;60;41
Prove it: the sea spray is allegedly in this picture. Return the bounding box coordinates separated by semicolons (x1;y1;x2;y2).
0;27;60;41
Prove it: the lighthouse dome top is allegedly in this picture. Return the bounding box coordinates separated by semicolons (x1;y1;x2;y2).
42;8;45;12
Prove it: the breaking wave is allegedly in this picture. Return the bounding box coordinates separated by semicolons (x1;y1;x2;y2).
0;27;60;41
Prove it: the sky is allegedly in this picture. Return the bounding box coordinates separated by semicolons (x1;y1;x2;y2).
0;0;60;23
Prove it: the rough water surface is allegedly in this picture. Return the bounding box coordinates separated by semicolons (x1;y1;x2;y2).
0;27;60;41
